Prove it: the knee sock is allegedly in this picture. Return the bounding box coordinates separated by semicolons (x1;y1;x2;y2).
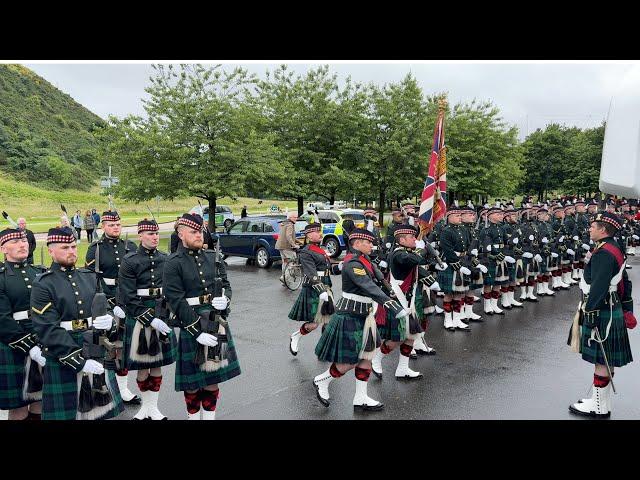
452;300;462;313
465;296;474;305
117;368;129;377
593;374;610;388
329;363;344;378
299;323;311;335
147;375;162;392
399;343;413;357
184;391;201;414
443;301;453;313
200;389;220;411
355;367;371;381
137;376;152;392
380;340;392;355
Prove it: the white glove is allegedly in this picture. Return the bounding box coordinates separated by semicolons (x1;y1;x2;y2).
415;239;426;249
589;239;594;245
429;281;440;291
93;314;114;330
522;252;534;259
385;242;392;249
112;306;126;319
529;235;534;241
534;254;543;263
582;243;591;251
82;359;104;375
29;346;46;367
150;318;172;334
196;332;218;347
338;261;344;271
551;252;559;258
211;295;229;310
460;266;472;275
319;292;329;302
396;308;410;319
430;242;438;248
634;235;639;240
470;248;478;257
378;260;388;269
558;236;564;243
573;236;579;241
478;264;488;274
486;245;491;252
504;256;516;264
435;262;448;271
542;237;549;244
566;249;575;256
512;237;519;245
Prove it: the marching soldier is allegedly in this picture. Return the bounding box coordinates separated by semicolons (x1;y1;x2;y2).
119;219;178;420
288;223;341;356
572;199;591;280
461;205;487;322
569;212;634;418
481;207;514;315
313;228;406;411
0;228;46;419
550;204;572;290
163;213;241;420
31;227;124;420
533;206;556;297
370;224;440;379
501;206;526;307
85;210;140;405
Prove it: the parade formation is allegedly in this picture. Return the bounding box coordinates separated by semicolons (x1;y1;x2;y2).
0;193;636;420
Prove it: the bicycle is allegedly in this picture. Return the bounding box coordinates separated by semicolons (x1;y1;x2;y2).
282;251;303;291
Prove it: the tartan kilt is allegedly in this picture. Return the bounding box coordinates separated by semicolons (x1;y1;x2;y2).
484;259;508;286
315;311;381;365
0;343;41;409
288;277;331;323
174;305;241;391
507;261;516;282
42;330;123;420
437;266;467;294
378;305;423;341
124;315;177;371
581;303;633;368
414;287;433;330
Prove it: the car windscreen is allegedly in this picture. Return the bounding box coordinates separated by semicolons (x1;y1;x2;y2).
229;221;248;233
343;213;365;221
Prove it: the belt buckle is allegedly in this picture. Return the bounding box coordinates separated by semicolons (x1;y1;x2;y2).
72;319;88;331
200;294;211;304
150;288;160;297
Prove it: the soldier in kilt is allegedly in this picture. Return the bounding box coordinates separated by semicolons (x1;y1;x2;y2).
412;264;439;355
521;206;547;299
549;204;571;290
437;209;472;331
0;228;47;419
31;227;123;420
370;225;440;380
119;219;177;420
571;200;591;280
163;213;240;420
85;210;141;405
535;206;558;295
288;223;341;356
461;206;487;322
570;212;634;418
563;203;581;283
383;208;407;252
501;207;526;308
480;208;512;315
313;229;405;411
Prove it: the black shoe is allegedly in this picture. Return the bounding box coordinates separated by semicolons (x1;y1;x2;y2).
568;404;611;418
415;348;437;356
395;373;424;380
372;369;382;379
502;305;513;310
456;326;472;332
123;395;142;405
512;303;525;308
469;317;484;322
446;326;456;332
289;338;298;357
313;383;330;407
410;352;418;359
354;402;384;411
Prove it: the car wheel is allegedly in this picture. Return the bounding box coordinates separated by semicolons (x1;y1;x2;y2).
256;247;271;268
323;237;341;258
224;219;233;229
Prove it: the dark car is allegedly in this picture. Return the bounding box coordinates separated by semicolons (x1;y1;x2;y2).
218;215;307;268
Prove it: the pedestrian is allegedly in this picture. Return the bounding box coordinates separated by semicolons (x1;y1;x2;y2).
275;211;299;284
163;213;241;420
16;218;37;265
31;226;124;420
0;227;47;419
72;210;83;243
241;205;248;218
83;210;96;243
91;209;101;241
569;212;634;418
119;218;177;420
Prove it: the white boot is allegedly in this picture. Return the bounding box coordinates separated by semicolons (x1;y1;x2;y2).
132;390;150;420
313;369;334;406
289;329;302;356
509;290;523;307
116;374;139;403
483;297;494;315
544;279;555;296
187;409;201;420
443;311;455;331
371;348;384;378
353;378;384;410
501;291;512;309
578;268;584;280
414;333;436;354
453;309;470;331
473;295;480;302
146;391;167;420
558;274;570;289
201;409;216;420
526;286;537;301
465;303;482;321
536;281;546;296
491;297;504;314
570;384;611;418
435;304;444;314
563;271;576;286
519;286;528;302
571;268;580;281
395;353;423;379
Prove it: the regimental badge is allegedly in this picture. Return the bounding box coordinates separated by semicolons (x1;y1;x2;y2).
72;319;88;330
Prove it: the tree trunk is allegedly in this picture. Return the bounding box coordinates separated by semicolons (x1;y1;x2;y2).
379;188;386;228
330;191;335;206
297;196;304;217
208;195;217;233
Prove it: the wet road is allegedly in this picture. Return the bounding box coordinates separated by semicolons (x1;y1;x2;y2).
106;254;640;420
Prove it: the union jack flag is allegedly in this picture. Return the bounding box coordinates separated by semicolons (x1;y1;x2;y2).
418;106;447;235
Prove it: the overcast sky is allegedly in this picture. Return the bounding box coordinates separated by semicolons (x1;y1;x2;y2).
22;61;637;140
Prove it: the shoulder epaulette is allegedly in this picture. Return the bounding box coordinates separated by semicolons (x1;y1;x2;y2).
124;251;137;259
34;269;54;281
167;252;180;261
77;267;94;274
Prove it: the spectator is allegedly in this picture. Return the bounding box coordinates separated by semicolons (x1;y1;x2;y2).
92;209;101;240
241;205;248;218
83;209;96;242
72;210;83;242
275;210;299;283
16;217;37;265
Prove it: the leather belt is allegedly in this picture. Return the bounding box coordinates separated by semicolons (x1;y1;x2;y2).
342;292;372;304
12;311;30;321
186;294;212;306
137;288;163;297
103;278;116;286
60;318;93;331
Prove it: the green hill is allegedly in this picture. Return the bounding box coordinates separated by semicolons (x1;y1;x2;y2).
0;64;105;190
